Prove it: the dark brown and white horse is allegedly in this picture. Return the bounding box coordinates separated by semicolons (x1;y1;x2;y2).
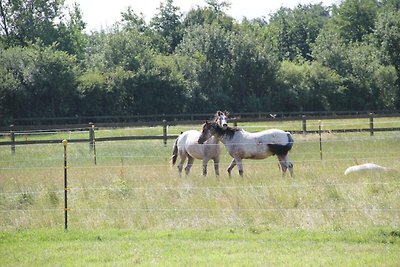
198;121;294;177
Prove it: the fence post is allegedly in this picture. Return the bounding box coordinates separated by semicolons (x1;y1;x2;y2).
302;115;307;134
63;139;69;231
89;122;95;152
369;112;374;136
319;120;323;160
89;123;97;164
10;124;15;154
163;120;168;147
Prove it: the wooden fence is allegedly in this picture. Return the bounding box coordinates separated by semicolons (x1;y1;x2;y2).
1;112;400;153
1;110;400;131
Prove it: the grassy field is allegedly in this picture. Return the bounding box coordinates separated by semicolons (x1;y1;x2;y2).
1;228;399;266
1;119;400;265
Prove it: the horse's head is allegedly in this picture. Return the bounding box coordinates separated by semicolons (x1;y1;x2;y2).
198;121;217;144
214;110;228;130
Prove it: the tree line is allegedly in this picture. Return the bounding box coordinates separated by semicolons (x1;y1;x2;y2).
0;0;399;121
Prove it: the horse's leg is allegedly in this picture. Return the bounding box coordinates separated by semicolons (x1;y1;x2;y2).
177;152;187;177
213;157;220;176
227;158;236;177
235;158;244;177
202;158;208;176
185;155;194;176
277;154;294;177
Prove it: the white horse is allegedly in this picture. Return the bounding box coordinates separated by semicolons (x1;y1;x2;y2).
171;130;221;176
198;121;294;177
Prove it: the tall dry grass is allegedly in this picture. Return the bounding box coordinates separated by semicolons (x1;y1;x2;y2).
0;126;399;231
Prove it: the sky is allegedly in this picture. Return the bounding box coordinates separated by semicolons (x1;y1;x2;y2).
64;0;341;32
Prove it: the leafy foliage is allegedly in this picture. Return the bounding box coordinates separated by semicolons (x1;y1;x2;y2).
0;0;399;120
0;42;79;118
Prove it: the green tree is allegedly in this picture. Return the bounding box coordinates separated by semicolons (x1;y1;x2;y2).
0;63;23;120
176;24;232;112
380;0;400;10
128;56;188;114
343;43;398;110
56;3;87;61
268;4;330;61
312;29;350;76
0;43;79;118
81;23;188;115
84;28;154;72
0;0;64;46
77;68;133;115
374;11;400;107
120;6;147;32
328;0;378;43
182;0;234;31
276;61;342;111
0;0;87;60
150;0;183;53
176;23;280;112
314;33;398;110
227;31;279;111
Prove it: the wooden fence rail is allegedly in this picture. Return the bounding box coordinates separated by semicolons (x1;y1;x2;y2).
2;111;400;131
1;113;400;154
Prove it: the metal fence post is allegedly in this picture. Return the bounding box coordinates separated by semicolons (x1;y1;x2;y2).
319;120;323;160
63;139;69;231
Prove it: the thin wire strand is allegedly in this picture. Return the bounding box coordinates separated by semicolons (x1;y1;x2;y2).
1;181;399;196
1;207;399;213
1;154;399;171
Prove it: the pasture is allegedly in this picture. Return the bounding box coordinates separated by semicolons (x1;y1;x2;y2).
1;119;400;265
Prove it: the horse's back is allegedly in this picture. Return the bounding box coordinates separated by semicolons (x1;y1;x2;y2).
178;130;219;160
242;129;290;145
177;130;200;148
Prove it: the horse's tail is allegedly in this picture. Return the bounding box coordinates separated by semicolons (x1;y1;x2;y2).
171;136;179;166
287;133;294;151
268;133;294;156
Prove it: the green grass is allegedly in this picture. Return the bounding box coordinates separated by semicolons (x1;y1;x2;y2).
1;123;400;265
1;227;399;266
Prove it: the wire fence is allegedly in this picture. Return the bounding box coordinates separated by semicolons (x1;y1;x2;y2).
2;119;400;134
2;116;400;146
1;133;400;169
1;123;399;230
2;180;400;196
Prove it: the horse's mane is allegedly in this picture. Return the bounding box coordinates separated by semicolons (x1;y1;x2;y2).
214;123;241;139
